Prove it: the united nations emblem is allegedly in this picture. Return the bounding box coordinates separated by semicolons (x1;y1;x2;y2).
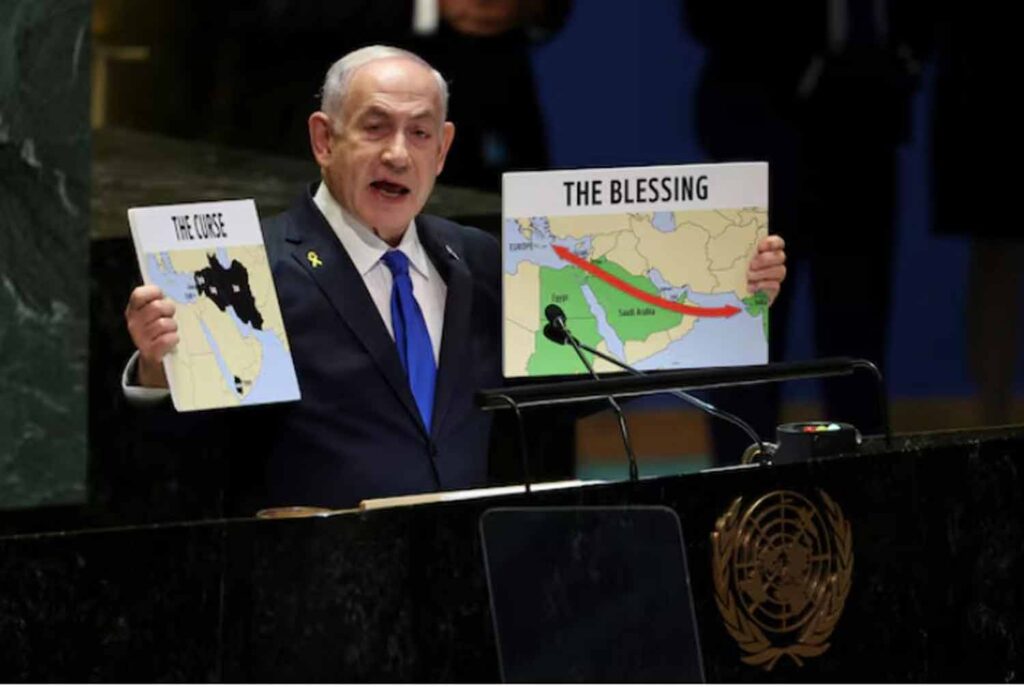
711;490;853;670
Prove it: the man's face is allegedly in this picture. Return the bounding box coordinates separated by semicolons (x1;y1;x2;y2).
311;58;455;244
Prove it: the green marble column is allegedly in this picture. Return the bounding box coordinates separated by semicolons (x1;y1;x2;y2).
0;0;90;508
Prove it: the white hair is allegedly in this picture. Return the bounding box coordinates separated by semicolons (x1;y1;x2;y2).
319;45;449;124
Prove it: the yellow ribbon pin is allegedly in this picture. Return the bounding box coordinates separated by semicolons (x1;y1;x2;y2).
307;250;323;268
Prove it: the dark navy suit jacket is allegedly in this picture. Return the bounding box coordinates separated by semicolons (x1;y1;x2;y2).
251;189;503;509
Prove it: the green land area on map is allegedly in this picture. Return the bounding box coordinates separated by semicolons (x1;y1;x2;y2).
527;256;687;376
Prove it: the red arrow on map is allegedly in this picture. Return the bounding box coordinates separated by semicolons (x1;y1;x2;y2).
552;245;741;318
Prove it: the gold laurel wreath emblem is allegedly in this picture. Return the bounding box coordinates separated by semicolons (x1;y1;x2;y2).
711;490;853;671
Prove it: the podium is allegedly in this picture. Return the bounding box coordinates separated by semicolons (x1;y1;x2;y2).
1;426;1023;681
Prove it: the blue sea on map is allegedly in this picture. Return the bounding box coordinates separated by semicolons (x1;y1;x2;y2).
580;284;626;360
647;268;688;302
633;291;767;369
651;212;677;232
224;305;300;404
147;253;198;303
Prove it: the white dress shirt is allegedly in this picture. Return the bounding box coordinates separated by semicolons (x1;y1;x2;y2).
123;182;446;400
312;182;446;363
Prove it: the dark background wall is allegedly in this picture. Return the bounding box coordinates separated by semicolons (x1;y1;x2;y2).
530;0;1016;405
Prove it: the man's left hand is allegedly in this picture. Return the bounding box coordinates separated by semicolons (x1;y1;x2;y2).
747;235;787;305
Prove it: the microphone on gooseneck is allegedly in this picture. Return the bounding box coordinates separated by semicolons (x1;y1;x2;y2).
544;303;568;329
544;304;640;482
543;303;769;464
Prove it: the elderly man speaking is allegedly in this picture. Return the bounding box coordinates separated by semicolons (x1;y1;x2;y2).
123;46;788;511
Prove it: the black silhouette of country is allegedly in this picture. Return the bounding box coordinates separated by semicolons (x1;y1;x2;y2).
194;253;264;330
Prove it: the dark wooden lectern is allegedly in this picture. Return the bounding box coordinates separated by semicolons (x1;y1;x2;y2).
1;427;1022;681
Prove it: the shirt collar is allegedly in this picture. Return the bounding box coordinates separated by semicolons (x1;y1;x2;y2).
312;182;431;279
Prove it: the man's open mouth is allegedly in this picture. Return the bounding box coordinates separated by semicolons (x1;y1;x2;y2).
370;180;410;198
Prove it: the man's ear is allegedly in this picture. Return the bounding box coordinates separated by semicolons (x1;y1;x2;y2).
309;112;334;167
435;122;456;175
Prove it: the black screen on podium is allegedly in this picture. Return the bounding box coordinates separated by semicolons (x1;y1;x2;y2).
480;506;704;682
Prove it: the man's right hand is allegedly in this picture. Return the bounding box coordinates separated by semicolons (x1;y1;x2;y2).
125;285;178;388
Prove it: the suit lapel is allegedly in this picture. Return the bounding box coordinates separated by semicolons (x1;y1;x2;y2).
285;194;426;434
420;217;474;439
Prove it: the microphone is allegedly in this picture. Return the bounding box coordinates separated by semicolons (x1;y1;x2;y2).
544;305;639;481
545;303;567;328
542;323;568;345
543;303;769;464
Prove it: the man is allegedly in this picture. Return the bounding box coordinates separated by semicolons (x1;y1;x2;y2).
124;46;787;511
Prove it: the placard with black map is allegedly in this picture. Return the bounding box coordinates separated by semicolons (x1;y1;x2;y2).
128;199;300;411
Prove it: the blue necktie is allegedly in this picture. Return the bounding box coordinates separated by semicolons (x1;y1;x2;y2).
382;250;437;431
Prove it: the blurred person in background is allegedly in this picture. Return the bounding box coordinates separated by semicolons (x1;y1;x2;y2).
932;1;1021;426
686;0;931;459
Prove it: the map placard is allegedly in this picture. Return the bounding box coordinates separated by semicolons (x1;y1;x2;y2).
502;162;769;378
128;199;300;411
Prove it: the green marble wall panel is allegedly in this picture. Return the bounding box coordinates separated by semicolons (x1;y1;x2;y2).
0;0;89;508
